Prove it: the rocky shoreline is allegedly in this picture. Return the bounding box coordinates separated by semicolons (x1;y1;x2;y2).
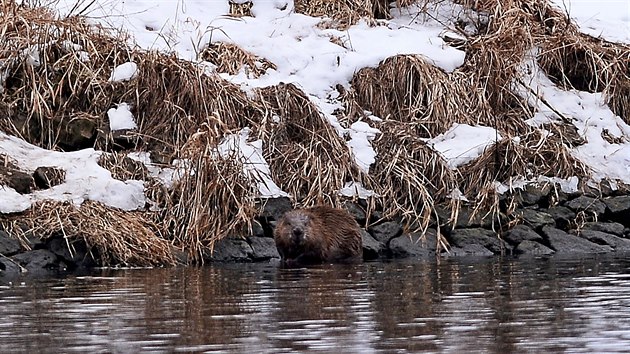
1;183;629;278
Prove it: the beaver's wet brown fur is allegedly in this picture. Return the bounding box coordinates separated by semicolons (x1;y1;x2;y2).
274;205;362;265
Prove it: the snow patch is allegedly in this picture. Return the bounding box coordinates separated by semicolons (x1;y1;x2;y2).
427;123;502;169
107;103;137;131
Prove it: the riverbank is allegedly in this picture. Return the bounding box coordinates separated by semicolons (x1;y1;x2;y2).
1;0;629;273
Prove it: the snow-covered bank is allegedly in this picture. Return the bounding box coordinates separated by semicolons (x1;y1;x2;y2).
1;0;630;266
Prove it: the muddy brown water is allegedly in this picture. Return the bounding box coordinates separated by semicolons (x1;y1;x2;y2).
2;254;630;353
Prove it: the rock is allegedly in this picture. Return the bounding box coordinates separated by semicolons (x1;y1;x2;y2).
249;220;265;238
448;228;508;255
577;230;630;251
515;184;551;206
111;129;141;151
344;202;367;225
503;224;543;245
0;231;21;256
58;117;97;151
248;236;279;261
454;206;494;229
515;208;555;230
514;240;555;255
447;244;494;257
582;222;625;236
47;237;97;268
33;166;65;189
0;258;21;276
258;197;292;221
11;249;60;272
547;206;576;229
361;230;383;260
564;196;606;217
541;226;612;254
1;167;34;194
603;196;630;226
368;221;402;244
206;238;253;262
388;229;438;259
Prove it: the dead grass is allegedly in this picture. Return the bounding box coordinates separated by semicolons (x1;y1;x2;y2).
0;200;176;267
200;42;276;78
256;83;370;207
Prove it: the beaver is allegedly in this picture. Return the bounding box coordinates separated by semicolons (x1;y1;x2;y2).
274;205;363;265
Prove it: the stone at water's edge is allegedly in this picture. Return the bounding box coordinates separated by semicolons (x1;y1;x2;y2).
361;230;383;260
565;196;607;217
603;196;630;227
388;230;437;259
516;208;555;230
577;230;630;251
542;226;612;254
514;240;555;255
205;238;253;262
344;202;367;225
582;222;626;236
0;231;21;256
258;198;292;221
11;249;60;272
448;244;494;257
47;237;97;268
368;221;402;244
546;206;576;229
448;228;508;255
247;236;279;261
503;224;543;245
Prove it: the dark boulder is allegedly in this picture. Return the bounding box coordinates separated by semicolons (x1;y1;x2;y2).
515;208;555;230
343;202;367;225
581;222;625;236
205;238;253;262
388;229;438;259
515;184;551;206
1;167;34;194
0;231;22;256
58;117;97;151
11;249;60;272
448;228;508;255
514;240;555;255
361;230;384;260
248;236;279;261
564;196;606;217
448;244;494;257
47;237;97;268
258;197;292;221
547;206;576;229
603;196;630;226
33;166;65;189
577;230;630;251
541;226;612;254
503;224;543;245
368;221;402;244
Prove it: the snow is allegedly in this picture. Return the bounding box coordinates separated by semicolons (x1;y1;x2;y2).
109;62;138;82
1;0;629;213
550;0;630;44
516;49;630;184
427;124;503;169
107;103;137;131
348;121;381;173
218;128;289;198
0;132;146;213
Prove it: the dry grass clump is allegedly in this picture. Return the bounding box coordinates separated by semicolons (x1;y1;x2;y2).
352;55;498;138
228;0;253;17
538;33;630;124
0;201;176;266
371;121;457;233
200;42;276;78
98;152;149;181
294;0;416;28
458;125;589;198
256;83;368;206
0;1;263;155
158;116;258;262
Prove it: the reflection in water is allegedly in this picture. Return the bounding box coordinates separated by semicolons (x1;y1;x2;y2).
1;254;630;353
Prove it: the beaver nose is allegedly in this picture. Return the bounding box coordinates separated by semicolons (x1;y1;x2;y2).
291;228;304;243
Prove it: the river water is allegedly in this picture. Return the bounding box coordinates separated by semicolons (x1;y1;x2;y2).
1;254;630;353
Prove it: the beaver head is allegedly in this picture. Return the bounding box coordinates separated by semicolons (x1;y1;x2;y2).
282;210;311;246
